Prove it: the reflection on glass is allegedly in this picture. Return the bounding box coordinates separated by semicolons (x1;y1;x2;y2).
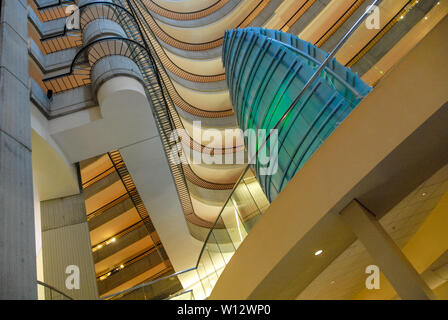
194;166;270;298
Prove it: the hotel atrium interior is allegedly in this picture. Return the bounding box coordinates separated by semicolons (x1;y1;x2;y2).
0;0;447;300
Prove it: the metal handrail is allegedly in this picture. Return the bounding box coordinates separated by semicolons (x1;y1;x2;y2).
142;0;231;21
131;0;234;117
132;0;269;51
97;0;379;300
249;0;379;163
101;267;196;299
186;0;382;298
100;166;252;300
268;38;365;100
99;0;381;300
37;280;74;300
106;150;168;265
136;0;227;82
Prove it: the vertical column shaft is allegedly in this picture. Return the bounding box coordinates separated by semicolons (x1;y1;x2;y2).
41;193;99;300
0;0;37;299
340;200;436;300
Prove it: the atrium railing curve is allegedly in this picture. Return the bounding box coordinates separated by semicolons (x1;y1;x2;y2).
50;35;240;158
41;1;138;93
61;1;231;226
135;0;227;83
63;35;220;225
41;2;238;209
41;1;235;118
134;0;270;51
122;0;244;192
142;0;230;21
314;0;366;48
106;150;168;265
101;0;381;300
130;0;234;117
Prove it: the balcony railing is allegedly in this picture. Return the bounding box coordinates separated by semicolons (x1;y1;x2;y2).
141;0;230;21
100;0;380;300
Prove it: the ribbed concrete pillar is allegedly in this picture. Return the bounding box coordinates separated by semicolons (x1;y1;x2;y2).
340;200;437;300
41;193;99;300
0;0;37;299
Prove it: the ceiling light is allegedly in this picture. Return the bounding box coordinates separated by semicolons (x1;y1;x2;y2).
314;250;323;256
111;237;116;243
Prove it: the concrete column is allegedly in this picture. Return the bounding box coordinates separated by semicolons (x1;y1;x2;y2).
41;193;99;300
340;200;436;300
0;0;37;299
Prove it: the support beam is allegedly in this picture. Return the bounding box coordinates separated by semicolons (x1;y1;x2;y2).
41;193;99;300
0;0;37;299
340;200;436;300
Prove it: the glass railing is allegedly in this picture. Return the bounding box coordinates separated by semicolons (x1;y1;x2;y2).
347;0;441;75
101;166;269;300
194;166;269;298
101;0;382;300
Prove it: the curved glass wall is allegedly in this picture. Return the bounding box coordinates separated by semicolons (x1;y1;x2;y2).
223;28;372;202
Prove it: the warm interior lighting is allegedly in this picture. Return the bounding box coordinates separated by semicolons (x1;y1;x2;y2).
314;250;323;256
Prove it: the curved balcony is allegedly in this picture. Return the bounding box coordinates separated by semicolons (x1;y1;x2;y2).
223;28;372;202
142;0;236;25
133;0;270;51
45;1;240;236
148;0;227;16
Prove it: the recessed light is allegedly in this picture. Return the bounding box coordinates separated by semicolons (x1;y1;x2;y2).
421;192;427;197
314;250;323;256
